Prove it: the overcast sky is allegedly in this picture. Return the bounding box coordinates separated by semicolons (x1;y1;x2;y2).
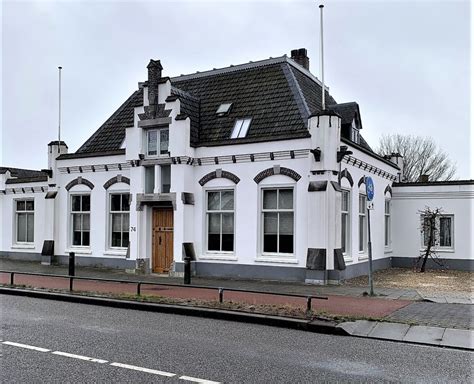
1;0;472;178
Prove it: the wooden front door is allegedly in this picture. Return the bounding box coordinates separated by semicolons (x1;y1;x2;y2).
152;208;174;273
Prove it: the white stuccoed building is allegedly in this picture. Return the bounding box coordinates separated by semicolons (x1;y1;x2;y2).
1;49;472;282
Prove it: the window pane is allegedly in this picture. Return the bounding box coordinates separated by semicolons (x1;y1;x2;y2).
208;213;220;234
359;195;366;214
278;189;293;209
145;166;155;194
385;216;389;246
440;217;452;247
263;212;278;234
112;213;122;232
222;234;234;252
82;214;90;231
17;213;26;242
26;200;34;211
73;231;82;246
263;235;278;253
207;192;220;211
279;212;293;235
238;119;251;138
122;232;129;248
342;191;349;212
279;234;293;253
423;217;433;246
230;120;244;139
71;196;81;212
148;130;157;155
111;232;122;247
359;216;365;251
122;213;129;230
341;213;347;253
82;231;90;246
122;194;130;211
27;213;34;242
82;195;90;212
385;200;390;214
17;200;25;211
73;214;81;231
222;213;234;233
111;194;121;211
161;165;171;193
263;190;277;210
160;129;169;155
221;191;234;210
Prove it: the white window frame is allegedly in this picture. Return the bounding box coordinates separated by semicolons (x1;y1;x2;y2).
146;128;169;157
420;214;454;251
358;194;367;253
260;186;295;257
205;188;235;254
14;198;35;244
108;192;130;250
341;189;351;259
69;193;91;248
384;198;392;249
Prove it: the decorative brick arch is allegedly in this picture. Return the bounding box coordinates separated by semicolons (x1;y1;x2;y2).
384;185;392;196
253;166;301;184
103;175;130;190
65;177;94;191
340;168;354;187
199;169;240;186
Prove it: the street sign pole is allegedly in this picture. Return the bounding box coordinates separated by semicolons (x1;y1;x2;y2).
367;207;374;296
365;176;375;296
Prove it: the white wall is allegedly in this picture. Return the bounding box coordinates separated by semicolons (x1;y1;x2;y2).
392;183;474;262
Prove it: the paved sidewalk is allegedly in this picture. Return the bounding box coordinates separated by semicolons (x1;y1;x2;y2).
339;320;474;350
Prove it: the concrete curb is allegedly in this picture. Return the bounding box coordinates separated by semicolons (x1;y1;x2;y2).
0;287;347;337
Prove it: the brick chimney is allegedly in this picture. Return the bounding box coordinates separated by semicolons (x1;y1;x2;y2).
147;59;163;107
419;174;430;183
290;48;310;70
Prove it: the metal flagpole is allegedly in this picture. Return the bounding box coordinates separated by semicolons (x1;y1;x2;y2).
319;4;325;110
58;66;62;145
365;175;375;296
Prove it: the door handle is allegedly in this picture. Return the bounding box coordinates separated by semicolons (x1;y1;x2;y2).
159;236;162;245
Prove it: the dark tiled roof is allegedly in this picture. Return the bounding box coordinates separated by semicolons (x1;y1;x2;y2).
76;89;143;153
0;167;48;184
73;55;375;155
171;61;309;146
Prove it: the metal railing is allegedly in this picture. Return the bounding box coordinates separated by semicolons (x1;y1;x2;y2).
0;270;328;312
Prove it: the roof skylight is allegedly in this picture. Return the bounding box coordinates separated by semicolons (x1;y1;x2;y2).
230;118;252;139
216;103;232;116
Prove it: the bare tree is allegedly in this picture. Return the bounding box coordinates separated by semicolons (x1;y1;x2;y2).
416;207;445;272
377;134;456;182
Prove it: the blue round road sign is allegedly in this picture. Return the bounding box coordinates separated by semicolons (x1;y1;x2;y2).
365;176;375;201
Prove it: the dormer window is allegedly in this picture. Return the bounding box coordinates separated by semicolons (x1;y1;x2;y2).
147;128;169;157
216;103;232;116
230;118;251;139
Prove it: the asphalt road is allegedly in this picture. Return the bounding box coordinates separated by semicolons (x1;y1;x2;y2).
1;295;472;383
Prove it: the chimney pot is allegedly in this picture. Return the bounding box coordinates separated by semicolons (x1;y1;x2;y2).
290;48;310;70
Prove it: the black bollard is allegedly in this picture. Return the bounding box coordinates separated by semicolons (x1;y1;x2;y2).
184;256;191;284
69;252;75;276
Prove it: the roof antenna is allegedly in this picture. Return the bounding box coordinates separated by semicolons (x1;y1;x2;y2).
319;3;325;111
58;66;62;147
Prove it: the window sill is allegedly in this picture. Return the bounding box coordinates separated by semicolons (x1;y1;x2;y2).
11;244;35;250
384;248;393;254
343;256;353;264
419;248;455;253
199;253;237;261
256;256;298;264
103;250;127;257
358;253;368;261
65;248;92;255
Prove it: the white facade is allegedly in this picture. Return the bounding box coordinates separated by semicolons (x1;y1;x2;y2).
1;56;472;281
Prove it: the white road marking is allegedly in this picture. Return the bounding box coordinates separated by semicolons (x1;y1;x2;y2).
110;362;176;377
2;341;50;352
52;350;108;364
179;375;221;384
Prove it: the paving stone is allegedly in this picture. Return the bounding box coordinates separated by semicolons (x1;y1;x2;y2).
351;320;378;336
446;297;471;304
403;326;445;345
440;329;474;350
369;322;410;341
337;321;358;334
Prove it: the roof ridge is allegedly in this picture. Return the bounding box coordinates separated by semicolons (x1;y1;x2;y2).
284;57;326;89
281;62;310;122
170;86;200;102
170;56;287;82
